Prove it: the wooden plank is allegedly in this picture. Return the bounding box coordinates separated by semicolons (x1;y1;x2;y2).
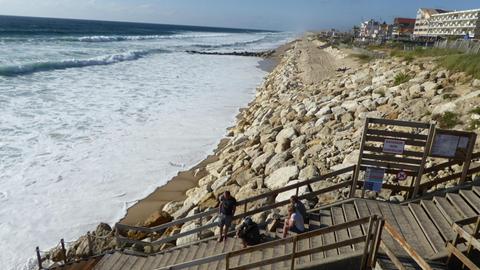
447;193;477;218
190;243;209;270
261;247;274;270
211;238;234;270
446;243;480;270
164;250;181;268
173;248;189;266
365;135;426;147
366;129;428;141
473;186;480;197
100;252;122;270
331;206;352;254
433;196;462;224
379;241;407;270
92;254;111;270
119;256;138;270
295;236;310;265
383;222;434;270
365;200;406;256
409;203;446;253
282;241;292;268
412;123;435;199
421;200;455;241
343;203;364;251
356;180;412;192
130;257;147;270
363;145;425;158
367;118;430;129
110;254;130;270
140;256;157;270
452;224;480;251
271;245;286;269
361;159;419;172
459;190;480;213
183;244;200;265
399;205;436;257
362;153;423;165
319;209;338;257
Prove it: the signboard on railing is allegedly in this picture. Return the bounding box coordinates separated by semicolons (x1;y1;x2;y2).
364;167;385;192
383;139;405;154
430;129;473;159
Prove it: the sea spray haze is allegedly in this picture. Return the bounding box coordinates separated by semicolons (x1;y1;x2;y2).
0;15;294;269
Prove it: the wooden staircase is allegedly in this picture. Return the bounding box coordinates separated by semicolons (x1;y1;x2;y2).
83;182;480;270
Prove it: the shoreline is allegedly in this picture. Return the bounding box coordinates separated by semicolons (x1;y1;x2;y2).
119;43;294;225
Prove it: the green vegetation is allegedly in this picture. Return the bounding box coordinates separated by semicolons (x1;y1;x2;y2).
390;47;460;59
470;107;480;115
433;112;462;129
393;72;412;86
438;53;480;79
468;119;480;130
352;53;374;63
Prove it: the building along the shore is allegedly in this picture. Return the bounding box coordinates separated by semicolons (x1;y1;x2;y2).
392;17;416;39
414;8;480;39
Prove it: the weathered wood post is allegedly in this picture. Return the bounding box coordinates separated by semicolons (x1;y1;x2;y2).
87;231;93;256
36;246;43;270
60;239;67;265
290;236;298;270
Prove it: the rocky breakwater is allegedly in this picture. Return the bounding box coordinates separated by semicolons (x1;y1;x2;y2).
44;36;480;261
157;38;480;248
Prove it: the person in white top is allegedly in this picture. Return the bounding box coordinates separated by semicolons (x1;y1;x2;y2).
282;204;305;238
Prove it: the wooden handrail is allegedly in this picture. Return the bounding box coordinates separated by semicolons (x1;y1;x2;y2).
154;215;379;270
447;217;480;269
383;221;433;270
116;165;356;234
116;180;353;247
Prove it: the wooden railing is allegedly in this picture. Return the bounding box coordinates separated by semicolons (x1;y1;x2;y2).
418;152;480;192
380;221;434;270
154;215;383;270
446;216;480;270
115;165;357;249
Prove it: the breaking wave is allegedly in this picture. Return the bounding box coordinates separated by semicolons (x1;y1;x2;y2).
0;49;168;77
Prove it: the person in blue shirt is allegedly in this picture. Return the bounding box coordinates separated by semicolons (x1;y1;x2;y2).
218;191;237;242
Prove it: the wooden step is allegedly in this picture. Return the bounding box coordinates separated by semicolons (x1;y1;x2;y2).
92;253;113;270
118;256;138;270
447;193;477;218
110;254;130;269
173;247;189;266
433;196;462;224
283;242;293;268
260;247;274;270
198;241;219;270
140;255;157;270
331;206;352;255
211;238;235;270
130;257;147;270
151;251;169;269
473;186;480;197
96;252;122;270
398;204;435;257
295;237;310;265
181;243;200;268
421;200;455;242
342;203;364;251
310;234;325;260
271;244;286;268
408;203;446;253
364;200;407;257
190;242;209;270
459;190;480;213
319;209;337;257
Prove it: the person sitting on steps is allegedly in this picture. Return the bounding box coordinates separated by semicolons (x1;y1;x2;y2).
282;204;305;238
236;216;261;248
290;195;309;225
218;190;237;242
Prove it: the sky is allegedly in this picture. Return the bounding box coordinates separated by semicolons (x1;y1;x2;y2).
0;0;479;31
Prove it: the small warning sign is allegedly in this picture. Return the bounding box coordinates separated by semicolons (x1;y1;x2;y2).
383;139;405;154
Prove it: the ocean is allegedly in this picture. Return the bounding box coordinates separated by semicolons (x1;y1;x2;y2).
0;15;293;269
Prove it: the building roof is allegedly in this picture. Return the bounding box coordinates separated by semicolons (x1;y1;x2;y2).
394;18;416;24
418;8;450;15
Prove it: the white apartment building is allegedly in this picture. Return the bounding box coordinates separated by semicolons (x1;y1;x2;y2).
414;8;480;38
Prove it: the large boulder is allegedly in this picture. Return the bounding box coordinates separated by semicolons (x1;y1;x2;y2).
251;152;275;173
275;180;311;203
275;127;297;143
299;165;319;181
264;166;299;190
143;210;173;228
